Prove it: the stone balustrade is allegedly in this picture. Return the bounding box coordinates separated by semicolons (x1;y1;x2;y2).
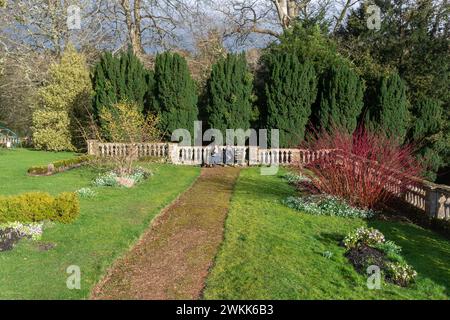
0;136;20;147
86;140;450;220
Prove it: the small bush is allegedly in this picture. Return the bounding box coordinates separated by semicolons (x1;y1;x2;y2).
301;126;423;209
53;193;79;223
284;196;375;219
0;192;79;224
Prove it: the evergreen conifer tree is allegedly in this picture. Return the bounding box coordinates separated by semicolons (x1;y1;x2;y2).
204;53;256;137
366;73;409;141
265;52;317;147
149;52;198;138
92;49;148;118
318;63;364;133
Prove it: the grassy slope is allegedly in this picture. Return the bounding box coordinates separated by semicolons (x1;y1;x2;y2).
0;149;200;299
204;168;450;300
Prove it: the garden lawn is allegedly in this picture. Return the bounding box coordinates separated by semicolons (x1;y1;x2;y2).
0;149;200;299
204;168;450;300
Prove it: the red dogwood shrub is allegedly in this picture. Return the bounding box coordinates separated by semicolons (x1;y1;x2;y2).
299;126;424;209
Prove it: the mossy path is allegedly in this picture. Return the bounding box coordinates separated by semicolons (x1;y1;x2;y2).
91;167;240;300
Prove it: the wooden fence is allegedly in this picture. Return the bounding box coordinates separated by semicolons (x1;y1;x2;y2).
86;140;450;220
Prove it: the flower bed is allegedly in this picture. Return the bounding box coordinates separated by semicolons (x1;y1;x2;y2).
284;195;375;219
92;167;153;188
0;222;43;252
343;227;417;287
27;155;93;176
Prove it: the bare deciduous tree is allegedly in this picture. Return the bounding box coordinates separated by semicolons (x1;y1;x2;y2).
211;0;361;42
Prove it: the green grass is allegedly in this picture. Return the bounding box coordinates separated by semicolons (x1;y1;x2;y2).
204;168;450;300
0;149;200;299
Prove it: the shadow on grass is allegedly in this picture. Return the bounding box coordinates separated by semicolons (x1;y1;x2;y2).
235;174;294;200
369;220;450;296
316;232;346;246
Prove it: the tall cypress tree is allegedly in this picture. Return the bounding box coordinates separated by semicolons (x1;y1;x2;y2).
92;49;148;118
409;97;444;181
366;73;409;141
205;53;255;136
148;52;198;138
317;63;364;133
264;52;317;147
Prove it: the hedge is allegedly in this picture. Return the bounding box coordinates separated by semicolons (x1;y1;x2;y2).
0;192;80;224
28;155;92;176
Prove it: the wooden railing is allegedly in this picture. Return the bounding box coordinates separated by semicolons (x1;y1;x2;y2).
86;140;450;220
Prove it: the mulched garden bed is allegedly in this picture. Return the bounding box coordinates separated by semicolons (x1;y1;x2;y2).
0;228;25;252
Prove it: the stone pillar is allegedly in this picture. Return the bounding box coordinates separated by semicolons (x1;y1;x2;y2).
249;146;259;166
425;186;438;219
87;140;99;156
167;143;178;164
291;149;301;166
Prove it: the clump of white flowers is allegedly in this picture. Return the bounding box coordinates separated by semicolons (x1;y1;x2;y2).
92;167;153;187
76;187;97;198
343;227;385;249
282;172;311;185
0;222;43;241
284;196;375;219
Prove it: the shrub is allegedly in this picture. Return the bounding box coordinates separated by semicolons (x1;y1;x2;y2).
301;125;423;209
284;196;375;219
0;192;79;224
53;193;79;223
99;102;160;176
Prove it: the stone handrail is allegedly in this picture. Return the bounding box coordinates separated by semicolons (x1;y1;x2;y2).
87;140;167;159
0;136;20;147
86;140;450;220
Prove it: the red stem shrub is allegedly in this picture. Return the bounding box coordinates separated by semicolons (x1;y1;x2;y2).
300;126;423;209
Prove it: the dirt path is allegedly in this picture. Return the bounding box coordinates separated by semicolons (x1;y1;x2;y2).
91;167;240;300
